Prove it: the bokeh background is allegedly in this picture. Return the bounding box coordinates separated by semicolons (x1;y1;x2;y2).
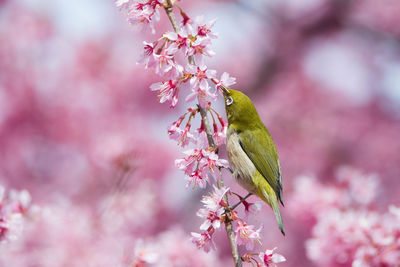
1;0;400;266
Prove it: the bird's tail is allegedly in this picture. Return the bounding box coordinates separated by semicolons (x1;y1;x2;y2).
271;201;285;236
260;189;285;236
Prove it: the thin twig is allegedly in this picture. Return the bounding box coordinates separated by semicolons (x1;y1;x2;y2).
162;2;242;266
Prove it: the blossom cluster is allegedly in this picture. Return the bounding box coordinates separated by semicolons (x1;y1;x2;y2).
191;187;264;252
116;0;285;265
130;229;220;266
0;185;33;243
288;167;400;266
191;186;285;267
119;0;236;188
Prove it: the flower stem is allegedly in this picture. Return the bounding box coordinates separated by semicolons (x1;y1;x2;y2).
163;3;242;266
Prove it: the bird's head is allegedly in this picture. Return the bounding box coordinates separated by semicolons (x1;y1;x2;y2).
221;86;261;128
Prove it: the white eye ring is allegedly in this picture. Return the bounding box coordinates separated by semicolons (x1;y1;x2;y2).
226;96;233;106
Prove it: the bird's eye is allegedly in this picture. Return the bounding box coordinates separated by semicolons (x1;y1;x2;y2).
226;96;233;106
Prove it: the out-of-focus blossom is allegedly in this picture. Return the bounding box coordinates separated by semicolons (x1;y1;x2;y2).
287;167;380;222
258;247;286;267
0;186;34;243
131;239;159;266
306;207;400;267
336;166;379;206
191;230;215;253
234;220;262;250
289;167;400;266
116;0;165;34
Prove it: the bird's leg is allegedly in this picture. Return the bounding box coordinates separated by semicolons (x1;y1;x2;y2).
229;193;252;210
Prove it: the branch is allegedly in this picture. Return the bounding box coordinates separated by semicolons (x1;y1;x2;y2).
163;2;242;266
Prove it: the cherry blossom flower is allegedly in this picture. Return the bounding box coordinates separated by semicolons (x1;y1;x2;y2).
186;64;217;88
153;48;176;76
115;0;131;9
0;186;33;242
191;229;215;253
163;31;190;54
193;16;218;39
306;207;400;267
235;220;262;250
186;167;209;189
196;186;229;230
132;239;159;266
117;0;164;34
201;185;229;210
213;72;236;92
175;149;203;175
186;81;215;108
138;41;156;68
176;150;228;189
150;79;179;108
201;149;229;174
187;37;215;63
197;208;223;230
243;201;263;216
259;247;286;267
212;121;227;146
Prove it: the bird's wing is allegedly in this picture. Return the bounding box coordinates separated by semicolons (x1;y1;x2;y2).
238;127;284;205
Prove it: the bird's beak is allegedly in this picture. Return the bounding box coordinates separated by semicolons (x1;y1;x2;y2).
221;85;230;97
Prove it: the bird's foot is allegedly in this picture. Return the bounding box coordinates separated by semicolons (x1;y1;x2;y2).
228;193;252;210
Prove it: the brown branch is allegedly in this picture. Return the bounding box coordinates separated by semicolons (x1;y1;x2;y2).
163;2;242;266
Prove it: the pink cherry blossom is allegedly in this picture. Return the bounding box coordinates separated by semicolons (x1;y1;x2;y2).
185;167;209;189
235;220;262;250
163;31;190;54
117;0;164;34
138;41;156;68
0;186;33;242
213;72;236;94
179;124;196;147
193;16;218;39
187;37;215;63
306;206;400;267
132;239;159;266
200;149;229;174
197;208;223;230
150;79;179;108
175;149;203;175
200;185;229;211
153;48;176;76
259;247;286;267
212;121;227;146
186;64;217;88
186;81;215;108
191;229;215;253
115;0;131;9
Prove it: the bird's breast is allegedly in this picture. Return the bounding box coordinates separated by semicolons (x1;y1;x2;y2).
226;128;257;193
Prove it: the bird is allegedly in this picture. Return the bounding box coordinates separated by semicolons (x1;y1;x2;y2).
221;86;285;236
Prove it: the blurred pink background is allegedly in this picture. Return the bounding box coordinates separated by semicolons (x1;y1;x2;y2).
1;0;400;266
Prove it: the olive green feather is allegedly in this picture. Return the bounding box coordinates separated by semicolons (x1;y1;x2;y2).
224;89;284;205
238;128;284;206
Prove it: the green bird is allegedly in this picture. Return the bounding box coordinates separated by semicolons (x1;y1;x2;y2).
222;87;285;236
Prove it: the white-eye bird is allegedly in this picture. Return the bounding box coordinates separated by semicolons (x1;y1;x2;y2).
222;87;285;235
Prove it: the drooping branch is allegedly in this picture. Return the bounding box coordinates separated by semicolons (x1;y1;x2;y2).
163;2;242;266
